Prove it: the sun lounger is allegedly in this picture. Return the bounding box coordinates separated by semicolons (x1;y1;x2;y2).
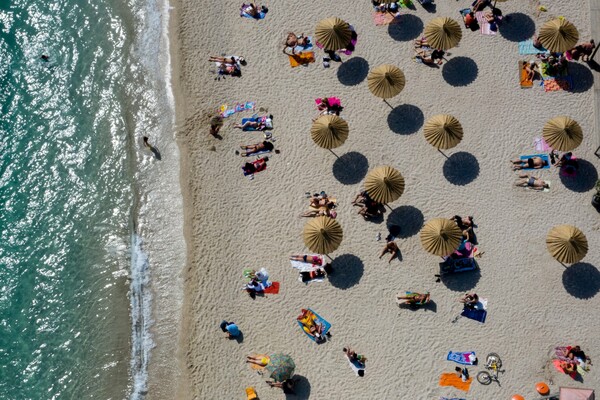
519;153;551;169
297;308;331;343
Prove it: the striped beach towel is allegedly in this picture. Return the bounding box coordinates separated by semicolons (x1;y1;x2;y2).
475;11;497;35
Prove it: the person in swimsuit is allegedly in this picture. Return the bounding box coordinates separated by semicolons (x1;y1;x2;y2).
514;174;550;190
300;268;326;282
243;157;268;174
471;0;490;12
379;240;400;263
297;309;325;341
234;115;273;130
283;32;309;54
567;346;592;364
208;55;246;65
236;141;274;156
397;292;430;305
246;354;270;367
343;347;367;366
290;255;323;264
459;292;479;308
511;156;548;170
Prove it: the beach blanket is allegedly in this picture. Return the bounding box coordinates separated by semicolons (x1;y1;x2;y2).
240;4;266;19
439;373;473;392
519;61;534;88
290;256;326;272
297;308;331;342
475;11;497;35
373;11;401;26
440;257;478;274
263;281;280;294
288;52;315;68
220;101;255;118
346;355;366;376
461;308;487;323
519;153;551;169
519;39;547;55
533;137;552;152
240;115;272;131
242;159;267;178
543;77;572;92
447;351;477;365
285;36;313;54
552;359;577;379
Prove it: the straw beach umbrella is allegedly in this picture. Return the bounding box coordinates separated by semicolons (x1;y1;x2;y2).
265;354;296;382
538;18;579;53
315;17;352;50
423;114;463;151
367;65;406;105
303;216;343;255
546;225;588;264
364;166;405;204
423;17;462;50
542;116;583;151
420;218;463;256
311;115;349;151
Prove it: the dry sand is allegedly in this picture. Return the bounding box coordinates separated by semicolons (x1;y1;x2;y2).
167;0;600;398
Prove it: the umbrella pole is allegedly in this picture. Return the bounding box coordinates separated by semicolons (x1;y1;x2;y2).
385;203;394;212
560;261;568;269
325;254;333;261
328;149;340;159
437;149;449;159
383;99;394;110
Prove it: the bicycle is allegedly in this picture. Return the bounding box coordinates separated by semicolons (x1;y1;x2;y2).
477;353;504;385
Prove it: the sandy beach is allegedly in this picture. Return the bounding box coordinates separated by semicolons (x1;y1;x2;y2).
167;0;600;398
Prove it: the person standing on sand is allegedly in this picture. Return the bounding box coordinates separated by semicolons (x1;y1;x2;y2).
379;240;400;263
209;115;224;137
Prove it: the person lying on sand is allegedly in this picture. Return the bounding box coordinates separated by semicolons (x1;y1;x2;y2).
414;48;444;66
266;379;295;393
511;156;548;170
241;3;268;18
242;157;268;174
514;174;550;190
234;115;273;130
397;292;430;305
300;204;336;218
300;268;326;282
236;140;274;156
379;240;400;263
471;0;490;12
522;60;539;82
246;354;269;367
297;309;326;342
290;254;323;264
283;32;309;54
208;55;246;65
567;346;592;365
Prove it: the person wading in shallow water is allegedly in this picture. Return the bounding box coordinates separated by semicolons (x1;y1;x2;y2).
143;136;161;160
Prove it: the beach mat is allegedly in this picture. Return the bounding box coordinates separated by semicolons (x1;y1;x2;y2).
220;101;255;118
447;351;477;365
543;77;572;92
373;11;401;26
288;52;315;68
461;307;487;323
519;153;551;169
439;373;473;392
297;308;331;342
519;61;534;88
263;281;280;294
475;11;497;35
519;39;547;55
285;36;313;53
552;359;577;379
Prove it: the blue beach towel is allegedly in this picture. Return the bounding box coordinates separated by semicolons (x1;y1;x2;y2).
461;308;487;323
447;351;477;365
240;4;266;19
297;308;331;342
519;39;547;55
519;153;550;169
286;36;314;54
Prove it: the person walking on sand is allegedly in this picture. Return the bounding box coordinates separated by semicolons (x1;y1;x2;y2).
209;115;223;138
379;240;399;263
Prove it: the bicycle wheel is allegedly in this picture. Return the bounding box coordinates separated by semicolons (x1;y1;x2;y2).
477;371;492;385
487;352;502;368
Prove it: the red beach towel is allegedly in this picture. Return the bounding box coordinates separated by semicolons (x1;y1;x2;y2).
263;281;280;294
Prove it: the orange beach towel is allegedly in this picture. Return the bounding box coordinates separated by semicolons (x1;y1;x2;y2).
520;61;533;88
439;372;473;392
288;52;315;67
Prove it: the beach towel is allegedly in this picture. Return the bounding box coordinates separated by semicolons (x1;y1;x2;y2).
373;11;401;26
440;257;478;274
242;159;267;178
519;61;534;88
247;354;268;371
220;101;255;118
290;255;326;272
346;355;366;376
543;77;572;92
297;308;331;342
438;373;473;392
475;11;497;35
519;39;547;55
461;308;487;323
519;153;551;169
285;36;313;54
447;351;477;365
288;52;315;68
240;4;266;19
533;137;552;152
263;281;280;294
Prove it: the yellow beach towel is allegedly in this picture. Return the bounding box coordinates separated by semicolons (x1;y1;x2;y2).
288;52;315;68
439;372;473;392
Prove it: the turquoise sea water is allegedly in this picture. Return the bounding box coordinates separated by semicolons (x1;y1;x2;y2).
0;0;168;397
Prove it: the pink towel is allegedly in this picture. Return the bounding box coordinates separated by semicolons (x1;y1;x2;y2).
475;11;497;35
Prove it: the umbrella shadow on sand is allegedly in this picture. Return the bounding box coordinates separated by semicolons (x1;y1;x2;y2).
386;205;424;239
499;13;535;42
388;14;423;41
398;299;437;312
387;104;424;135
443;152;480;185
287;375;311;399
442;57;478;87
562;262;600;299
329;254;364;289
559;159;598;192
568;62;594;93
438;268;481;292
337;57;369;86
332;151;369;185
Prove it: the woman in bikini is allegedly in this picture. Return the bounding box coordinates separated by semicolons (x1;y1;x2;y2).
237;141;274;156
284;32;308;49
290;255;323;264
246;354;270;367
397;292;430;305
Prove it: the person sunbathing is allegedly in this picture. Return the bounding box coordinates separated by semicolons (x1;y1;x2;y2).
208;55;246;65
300;268;326;282
459;292;479;308
246;354;270;367
297;309;325;341
523;60;539;82
283;32;309;54
567;346;592;365
464;11;476;28
352;190;371;206
397;292;430;305
471;0;490;12
300;205;336;218
514;174;550;190
290;255;323;264
450;215;475;243
579;39;596;61
559;360;577;374
511;156;548;170
343;347;367;366
266;379;295;393
242;157;268;174
237;140;274;156
415;49;444;66
234;115;273;130
358;203;382;220
379;240;400;263
414;37;430;48
241;3;268;18
316;97;344;117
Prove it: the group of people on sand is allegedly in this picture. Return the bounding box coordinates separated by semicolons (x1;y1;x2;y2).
208;55;246;79
463;0;503;29
510;150;578;191
555;345;593;376
352;190;385;220
413;38;445;66
300;192;337;218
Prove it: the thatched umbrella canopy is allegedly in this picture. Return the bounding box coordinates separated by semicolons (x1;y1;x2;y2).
311;115;349;149
423;114;464;150
538;18;579;53
303;216;343;254
364;166;405;204
420;218;463;256
315;17;352;50
546;225;588;264
423;17;462;50
367;64;406;100
542;116;583;152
